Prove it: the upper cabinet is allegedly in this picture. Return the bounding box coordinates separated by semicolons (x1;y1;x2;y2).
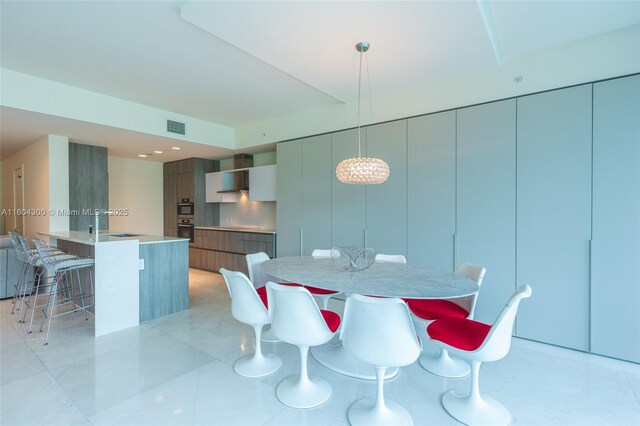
205;165;277;203
249;165;276;201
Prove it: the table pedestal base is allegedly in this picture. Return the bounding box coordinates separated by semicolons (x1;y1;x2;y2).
311;344;399;380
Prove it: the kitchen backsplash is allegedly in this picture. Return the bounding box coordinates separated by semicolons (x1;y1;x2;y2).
219;196;276;228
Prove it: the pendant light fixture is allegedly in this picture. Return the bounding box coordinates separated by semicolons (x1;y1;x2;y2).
336;41;390;185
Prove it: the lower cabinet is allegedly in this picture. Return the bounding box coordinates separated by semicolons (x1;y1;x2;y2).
190;229;276;275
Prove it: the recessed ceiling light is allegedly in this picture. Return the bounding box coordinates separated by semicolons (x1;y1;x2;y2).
171;147;181;150
138;154;148;158
154;150;164;154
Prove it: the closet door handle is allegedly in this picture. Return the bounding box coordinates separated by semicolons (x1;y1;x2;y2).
300;227;304;256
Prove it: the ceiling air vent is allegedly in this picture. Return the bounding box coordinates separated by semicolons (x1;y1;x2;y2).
167;120;186;135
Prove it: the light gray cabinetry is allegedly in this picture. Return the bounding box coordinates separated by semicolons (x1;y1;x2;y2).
456;100;516;324
407;111;456;269
515;85;592;351
365;121;407;256
591;75;640;363
276;140;303;256
302;135;333;255
332;129;367;247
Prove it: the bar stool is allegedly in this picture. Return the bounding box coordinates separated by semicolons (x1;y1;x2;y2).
18;236;76;332
33;239;95;345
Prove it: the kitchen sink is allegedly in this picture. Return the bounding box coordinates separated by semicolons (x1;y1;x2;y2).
107;233;141;237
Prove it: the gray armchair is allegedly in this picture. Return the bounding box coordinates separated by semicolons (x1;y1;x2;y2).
0;235;26;299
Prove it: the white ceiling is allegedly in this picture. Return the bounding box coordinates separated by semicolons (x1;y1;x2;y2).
1;0;639;161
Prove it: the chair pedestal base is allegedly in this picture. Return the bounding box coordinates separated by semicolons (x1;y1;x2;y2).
419;350;470;378
276;376;331;408
311;344;398;380
234;353;282;378
442;389;511;426
260;325;280;343
348;398;413;426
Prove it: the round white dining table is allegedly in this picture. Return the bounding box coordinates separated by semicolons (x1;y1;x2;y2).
262;256;479;380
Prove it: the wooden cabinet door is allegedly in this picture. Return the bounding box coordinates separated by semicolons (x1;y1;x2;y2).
457;99;516;324
592;75;640;362
516;85;592;351
407;111;456;270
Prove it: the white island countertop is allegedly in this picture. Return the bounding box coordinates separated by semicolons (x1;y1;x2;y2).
195;226;276;235
39;230;189;245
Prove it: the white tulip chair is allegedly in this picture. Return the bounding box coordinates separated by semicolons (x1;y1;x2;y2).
428;284;532;426
341;294;421;426
266;281;341;408
219;268;282;377
407;263;486;378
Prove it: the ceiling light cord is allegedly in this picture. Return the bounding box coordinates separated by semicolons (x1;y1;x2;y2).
357;46;363;158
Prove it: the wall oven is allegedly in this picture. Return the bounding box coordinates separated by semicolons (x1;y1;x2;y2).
177;198;194;217
178;218;195;245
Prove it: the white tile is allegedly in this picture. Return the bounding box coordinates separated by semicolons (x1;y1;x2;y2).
263;407;347;426
0;372;75;422
0;341;46;385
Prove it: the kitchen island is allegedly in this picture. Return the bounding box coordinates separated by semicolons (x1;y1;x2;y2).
39;231;189;336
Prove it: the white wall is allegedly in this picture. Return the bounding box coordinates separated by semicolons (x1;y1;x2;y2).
108;156;163;235
48;135;70;232
1;136;51;237
219;151;277;228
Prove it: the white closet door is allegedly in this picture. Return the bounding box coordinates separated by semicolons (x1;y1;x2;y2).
592;75;640;362
516;85;592;351
457;99;516;324
332;129;366;248
276;140;302;257
365;120;407;256
407;111;456;269
302;135;332;255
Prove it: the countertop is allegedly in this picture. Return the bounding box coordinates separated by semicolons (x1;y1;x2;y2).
195;226;276;235
39;230;189;246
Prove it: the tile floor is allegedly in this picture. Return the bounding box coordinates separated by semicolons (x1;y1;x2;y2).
1;268;639;426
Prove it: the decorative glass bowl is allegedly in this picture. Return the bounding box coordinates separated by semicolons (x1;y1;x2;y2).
331;246;376;272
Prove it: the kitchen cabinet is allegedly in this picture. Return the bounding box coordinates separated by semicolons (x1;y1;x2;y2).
365;120;407;256
249;165;276;201
515;85;592;351
205;172;240;203
276;140;303;256
332;129;367;248
302;135;332;255
191;228;276;275
591;75;640;363
456;99;516;324
205;165;277;202
163;158;219;239
407;111;456;270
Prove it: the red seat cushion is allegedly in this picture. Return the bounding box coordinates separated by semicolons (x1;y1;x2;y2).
427;317;491;351
306;286;339;295
259;292;269;309
320;310;341;332
407;299;469;320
